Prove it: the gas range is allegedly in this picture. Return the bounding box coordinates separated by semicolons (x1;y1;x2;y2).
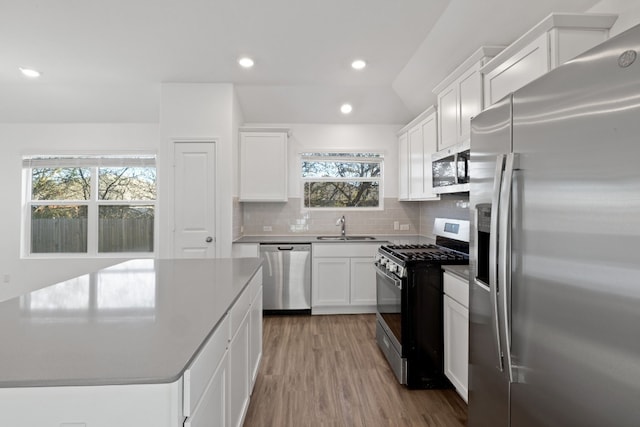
375;218;470;389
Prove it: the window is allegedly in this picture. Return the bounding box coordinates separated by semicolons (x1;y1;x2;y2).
301;152;383;209
23;155;156;257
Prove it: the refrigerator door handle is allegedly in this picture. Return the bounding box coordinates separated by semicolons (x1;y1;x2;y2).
498;152;517;382
490;154;506;372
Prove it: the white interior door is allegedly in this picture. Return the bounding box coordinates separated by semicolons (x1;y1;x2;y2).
173;141;216;258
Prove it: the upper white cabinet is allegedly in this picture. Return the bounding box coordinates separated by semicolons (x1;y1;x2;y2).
397;106;440;201
397;132;409;200
482;13;617;107
434;46;504;151
239;128;288;202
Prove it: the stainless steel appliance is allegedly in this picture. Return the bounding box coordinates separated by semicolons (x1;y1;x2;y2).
432;143;470;194
469;24;640;427
259;244;311;313
375;218;469;388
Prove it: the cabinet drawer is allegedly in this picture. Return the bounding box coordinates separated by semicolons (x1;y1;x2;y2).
443;272;469;308
183;313;229;417
230;284;252;340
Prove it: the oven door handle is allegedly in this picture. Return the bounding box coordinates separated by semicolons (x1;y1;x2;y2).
375;264;402;290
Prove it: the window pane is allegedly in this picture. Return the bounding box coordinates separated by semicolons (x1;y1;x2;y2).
304;181;379;208
302;161;381;178
31;206;88;253
98;205;154;253
31;168;91;200
98;167;157;201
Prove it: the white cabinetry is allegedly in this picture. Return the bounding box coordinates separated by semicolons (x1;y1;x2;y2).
249;286;263;390
312;243;379;314
443;271;469;403
482;13;617;107
434;46;503;151
397;107;440;201
239;129;288;202
398;132;409;200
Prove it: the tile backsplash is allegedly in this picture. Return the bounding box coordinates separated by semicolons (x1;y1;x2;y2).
238;194;470;237
242;198;420;236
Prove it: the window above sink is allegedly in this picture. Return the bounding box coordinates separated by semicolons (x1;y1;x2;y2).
301;152;383;210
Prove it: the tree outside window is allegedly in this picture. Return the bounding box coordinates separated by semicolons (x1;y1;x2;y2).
25;156;157;256
301;153;382;209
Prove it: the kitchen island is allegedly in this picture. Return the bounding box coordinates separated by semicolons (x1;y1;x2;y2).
0;257;263;427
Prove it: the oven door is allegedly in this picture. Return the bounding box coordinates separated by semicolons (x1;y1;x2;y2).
375;262;406;382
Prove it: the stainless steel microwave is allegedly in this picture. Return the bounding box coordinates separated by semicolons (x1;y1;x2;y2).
432;145;470;194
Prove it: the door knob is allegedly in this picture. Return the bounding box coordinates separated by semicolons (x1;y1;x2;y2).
205;236;213;243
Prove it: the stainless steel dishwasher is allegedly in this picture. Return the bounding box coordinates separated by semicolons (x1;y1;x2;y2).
259;244;311;313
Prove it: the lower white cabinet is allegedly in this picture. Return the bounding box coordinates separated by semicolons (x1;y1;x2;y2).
229;310;250;427
184;352;229;427
443;271;469;403
312;243;379;314
249;286;263;390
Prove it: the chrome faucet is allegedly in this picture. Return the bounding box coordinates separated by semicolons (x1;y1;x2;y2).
336;215;346;238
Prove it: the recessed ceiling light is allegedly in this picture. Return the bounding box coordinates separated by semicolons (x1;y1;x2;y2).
19;67;41;78
238;57;254;68
351;59;366;70
340;103;353;114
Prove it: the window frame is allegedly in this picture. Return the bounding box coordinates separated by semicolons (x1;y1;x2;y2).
299;151;384;211
22;154;158;259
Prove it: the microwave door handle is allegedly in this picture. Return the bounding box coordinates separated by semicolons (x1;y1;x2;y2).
498;153;517;382
490;154;505;372
453;152;459;184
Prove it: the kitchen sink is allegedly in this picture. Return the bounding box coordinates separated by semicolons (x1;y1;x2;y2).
316;235;377;241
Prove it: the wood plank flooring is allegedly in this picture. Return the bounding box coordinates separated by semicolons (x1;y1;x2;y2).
243;314;467;427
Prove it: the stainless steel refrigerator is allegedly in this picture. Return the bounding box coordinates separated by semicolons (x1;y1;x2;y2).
468;23;640;427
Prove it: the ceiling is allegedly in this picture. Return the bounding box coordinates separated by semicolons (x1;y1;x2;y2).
1;0;602;125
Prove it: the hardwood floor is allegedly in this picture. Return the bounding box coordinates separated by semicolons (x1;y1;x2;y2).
243;314;467;427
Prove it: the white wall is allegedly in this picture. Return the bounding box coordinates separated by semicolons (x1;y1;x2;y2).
243;123;402;198
588;0;640;36
159;83;237;258
0;123;159;301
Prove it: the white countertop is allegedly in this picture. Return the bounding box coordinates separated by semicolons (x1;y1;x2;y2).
233;234;431;244
0;258;262;388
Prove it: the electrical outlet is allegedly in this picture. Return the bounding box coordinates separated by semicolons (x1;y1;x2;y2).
263;225;272;232
393;221;399;231
400;224;410;231
2;274;9;284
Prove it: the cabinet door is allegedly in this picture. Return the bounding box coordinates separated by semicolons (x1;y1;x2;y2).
458;63;483;143
444;295;469;403
229;311;250;427
184;352;228;427
397;132;409;200
249;286;263;390
312;257;350;306
419;113;439;200
408;124;425;199
437;83;458;151
239;132;288;201
350;257;376;306
484;33;549;107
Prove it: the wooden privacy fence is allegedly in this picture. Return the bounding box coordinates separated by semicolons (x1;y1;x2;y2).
31;218;154;253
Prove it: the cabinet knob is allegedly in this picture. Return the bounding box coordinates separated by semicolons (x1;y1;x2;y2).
206;236;213;243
